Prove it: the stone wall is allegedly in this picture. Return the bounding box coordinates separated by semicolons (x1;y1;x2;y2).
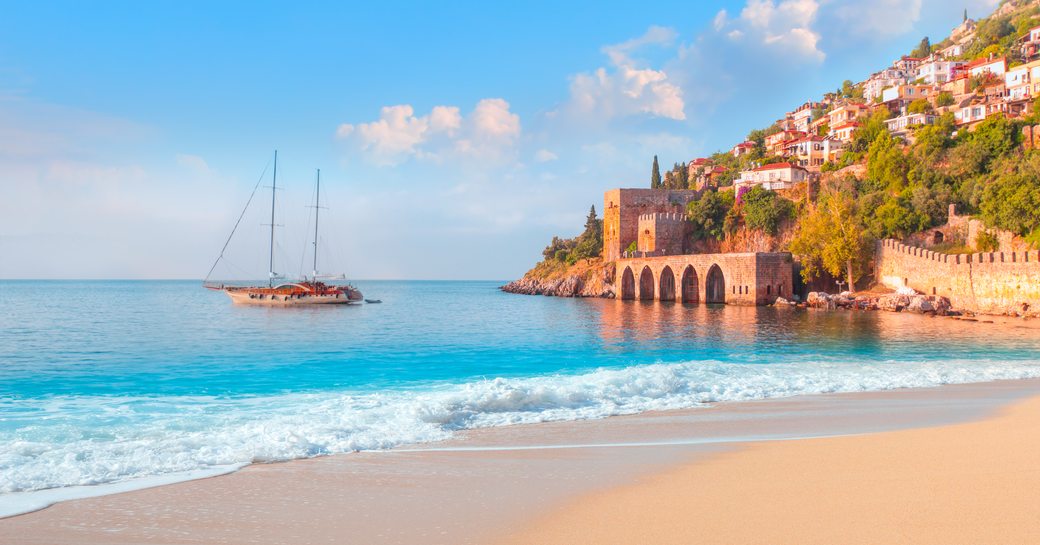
616;252;793;306
603;188;700;262
875;239;1040;316
636;212;687;255
906;204;1028;253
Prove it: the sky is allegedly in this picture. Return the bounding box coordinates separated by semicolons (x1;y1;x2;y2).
0;0;1002;280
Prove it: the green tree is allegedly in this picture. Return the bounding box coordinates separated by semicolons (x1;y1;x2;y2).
849;109;891;153
910;36;931;58
866;131;909;192
651;155;661;189
741;186;795;235
687;189;735;241
570;205;604;262
935;91;955;107
790;191;868;292
907;98;932;114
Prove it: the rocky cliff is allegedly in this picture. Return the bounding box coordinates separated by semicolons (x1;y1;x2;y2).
501;258;615;298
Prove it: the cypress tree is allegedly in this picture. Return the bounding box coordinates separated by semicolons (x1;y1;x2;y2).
651;155;661;189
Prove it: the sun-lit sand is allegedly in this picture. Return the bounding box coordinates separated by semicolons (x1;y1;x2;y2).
499;393;1040;545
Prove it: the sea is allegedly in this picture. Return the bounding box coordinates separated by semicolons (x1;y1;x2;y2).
3;279;1040;515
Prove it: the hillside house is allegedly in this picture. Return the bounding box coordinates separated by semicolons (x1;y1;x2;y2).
788;101;824;133
731;141;756;157
1021;25;1040;61
939;43;964;58
864;67;910;101
916;57;965;85
735;162;809;192
764;130;806;154
827;102;868;127
881;84;934;112
885;112;938;138
783;136;842;170
967;57;1007;79
829;121;860;142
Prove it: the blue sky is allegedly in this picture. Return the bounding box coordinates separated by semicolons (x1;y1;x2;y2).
0;0;1000;279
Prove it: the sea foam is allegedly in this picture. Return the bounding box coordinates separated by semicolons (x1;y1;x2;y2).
3;356;1040;516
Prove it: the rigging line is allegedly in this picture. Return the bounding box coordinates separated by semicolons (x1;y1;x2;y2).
298;181;317;278
203;161;271;284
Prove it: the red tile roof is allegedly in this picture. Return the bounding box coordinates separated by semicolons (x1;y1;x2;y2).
831;121;861;130
753;162;806;172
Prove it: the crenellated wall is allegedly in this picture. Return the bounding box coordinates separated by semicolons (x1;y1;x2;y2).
875;239;1040;316
603;189;700;262
637;212;687;255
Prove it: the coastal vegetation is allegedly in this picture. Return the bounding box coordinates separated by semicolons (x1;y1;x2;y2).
525;0;1040;290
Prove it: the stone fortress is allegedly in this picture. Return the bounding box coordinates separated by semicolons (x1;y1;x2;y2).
604;188;794;306
604;189;1040;314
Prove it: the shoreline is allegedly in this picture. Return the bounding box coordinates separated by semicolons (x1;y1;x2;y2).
499;387;1040;545
3;378;1039;544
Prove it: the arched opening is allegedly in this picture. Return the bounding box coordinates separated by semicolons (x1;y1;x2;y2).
620;267;635;300
659;266;676;302
638;266;655;301
705;264;726;304
680;265;698;304
933;231;944;244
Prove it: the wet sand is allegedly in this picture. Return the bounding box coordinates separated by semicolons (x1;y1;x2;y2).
500;388;1040;545
2;379;1039;545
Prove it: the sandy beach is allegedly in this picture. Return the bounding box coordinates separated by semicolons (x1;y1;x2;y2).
2;379;1039;545
500;389;1040;545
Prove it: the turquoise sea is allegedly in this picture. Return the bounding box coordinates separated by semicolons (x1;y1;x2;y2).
3;280;1040;512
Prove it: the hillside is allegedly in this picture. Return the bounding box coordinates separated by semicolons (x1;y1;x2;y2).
515;0;1040;295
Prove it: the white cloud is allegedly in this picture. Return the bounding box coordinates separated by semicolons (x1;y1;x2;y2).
534;149;558;162
727;0;824;61
176;153;211;175
829;0;922;38
562;26;686;122
336;99;520;165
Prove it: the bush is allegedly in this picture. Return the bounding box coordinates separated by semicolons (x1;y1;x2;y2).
975;230;999;252
741;186;795;236
687;189;735;241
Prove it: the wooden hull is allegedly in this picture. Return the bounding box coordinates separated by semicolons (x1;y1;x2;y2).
223;289;362;306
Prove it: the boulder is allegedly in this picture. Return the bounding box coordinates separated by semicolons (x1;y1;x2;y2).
878;294;910;312
806;292;831;308
774;297;795;306
906;295;935;313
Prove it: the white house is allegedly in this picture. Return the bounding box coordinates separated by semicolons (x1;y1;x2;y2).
967;57;1006;79
916;57;965;85
885;112;938;138
829;121;860;142
735;162;809;192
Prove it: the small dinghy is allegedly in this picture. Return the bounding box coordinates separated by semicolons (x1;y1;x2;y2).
365;299;382;304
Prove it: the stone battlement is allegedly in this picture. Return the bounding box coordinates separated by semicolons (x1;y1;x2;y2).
878;238;1039;267
637;212;686;223
875;239;1040;316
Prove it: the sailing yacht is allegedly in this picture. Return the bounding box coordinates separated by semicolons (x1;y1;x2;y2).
205;151;363;306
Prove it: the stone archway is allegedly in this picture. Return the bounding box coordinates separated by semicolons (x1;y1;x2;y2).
638;266;655;301
680;265;698;304
659;266;676;302
705;264;725;304
620;267;635;300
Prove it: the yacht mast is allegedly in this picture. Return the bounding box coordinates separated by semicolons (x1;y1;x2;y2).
312;169;320;280
268;150;278;287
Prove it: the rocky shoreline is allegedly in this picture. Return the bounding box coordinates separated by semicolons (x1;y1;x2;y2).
500;275;615;298
778;290;959;316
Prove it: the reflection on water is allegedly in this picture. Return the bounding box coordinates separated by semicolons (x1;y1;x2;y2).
589;298;1037;366
1;280;1039;399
